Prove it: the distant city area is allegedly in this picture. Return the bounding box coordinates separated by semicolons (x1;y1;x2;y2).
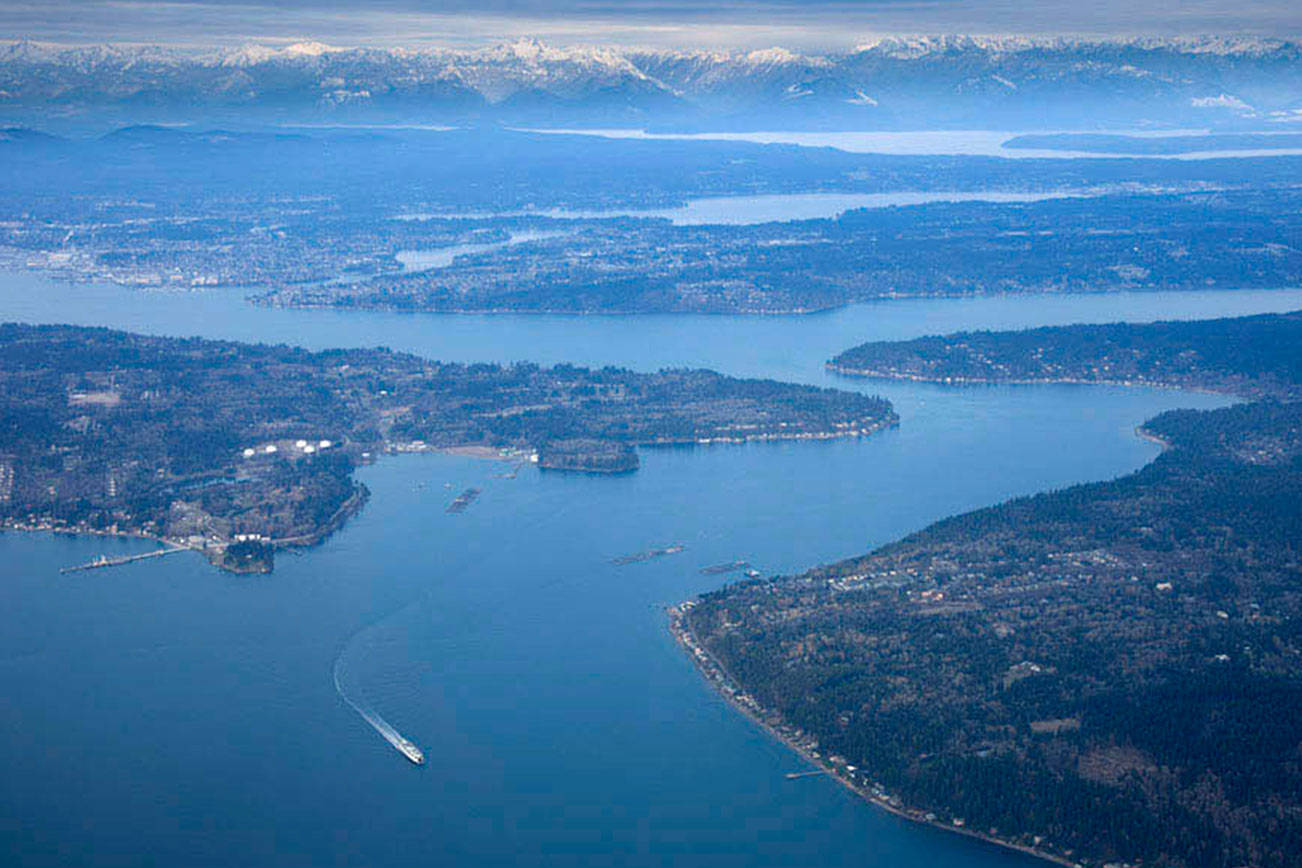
3;127;1302;313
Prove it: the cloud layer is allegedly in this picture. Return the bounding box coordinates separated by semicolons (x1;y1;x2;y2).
1;0;1299;49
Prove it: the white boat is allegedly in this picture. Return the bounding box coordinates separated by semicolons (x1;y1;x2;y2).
394;736;425;765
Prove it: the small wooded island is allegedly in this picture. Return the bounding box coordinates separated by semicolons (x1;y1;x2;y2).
0;323;894;572
682;311;1302;868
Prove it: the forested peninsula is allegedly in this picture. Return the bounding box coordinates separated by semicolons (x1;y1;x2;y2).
257;192;1302;315
682;311;1302;868
1002;133;1302;155
0;324;893;572
828;310;1302;398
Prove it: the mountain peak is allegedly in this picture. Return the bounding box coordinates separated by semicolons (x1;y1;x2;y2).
219;41;346;66
283;41;343;57
2;35;1300;130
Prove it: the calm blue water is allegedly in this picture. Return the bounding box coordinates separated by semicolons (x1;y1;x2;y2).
396;231;565;273
2;272;1301;381
398;190;1086;225
522;128;1302;161
2;274;1301;867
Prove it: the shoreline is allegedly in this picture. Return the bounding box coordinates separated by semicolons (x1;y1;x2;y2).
264;482;370;549
0;519;207;567
1134;426;1174;451
0;479;369;575
400;417;900;464
2;418;896;575
824;363;1263;401
667;602;1080;868
8;260;1301;321
0;519;181;549
425;444;536;463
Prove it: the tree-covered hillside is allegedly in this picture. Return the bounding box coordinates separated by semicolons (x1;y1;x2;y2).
0;324;893;570
686;399;1302;868
831;310;1302;398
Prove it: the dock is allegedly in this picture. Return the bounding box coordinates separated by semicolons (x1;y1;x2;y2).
785;770;828;780
60;544;188;574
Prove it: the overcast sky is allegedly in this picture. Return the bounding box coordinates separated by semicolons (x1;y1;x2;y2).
1;0;1298;50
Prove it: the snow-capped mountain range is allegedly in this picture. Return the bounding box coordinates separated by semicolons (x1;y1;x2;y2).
2;36;1300;130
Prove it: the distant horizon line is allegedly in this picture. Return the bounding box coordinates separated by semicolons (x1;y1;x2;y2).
2;32;1298;56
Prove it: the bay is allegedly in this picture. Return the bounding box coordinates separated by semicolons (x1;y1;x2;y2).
397;190;1091;226
1;274;1300;866
521;128;1302;160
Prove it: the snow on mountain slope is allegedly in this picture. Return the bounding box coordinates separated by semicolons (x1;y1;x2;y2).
0;36;1299;130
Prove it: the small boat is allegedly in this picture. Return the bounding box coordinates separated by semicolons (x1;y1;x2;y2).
394;736;425;765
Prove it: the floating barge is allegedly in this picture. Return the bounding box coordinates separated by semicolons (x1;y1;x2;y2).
446;487;481;513
611;544;685;566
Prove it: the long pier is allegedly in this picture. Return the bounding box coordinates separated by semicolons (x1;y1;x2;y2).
60;544;188;574
785;769;829;780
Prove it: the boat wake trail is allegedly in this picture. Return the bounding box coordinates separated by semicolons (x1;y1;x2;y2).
333;653;425;765
329;469;581;767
